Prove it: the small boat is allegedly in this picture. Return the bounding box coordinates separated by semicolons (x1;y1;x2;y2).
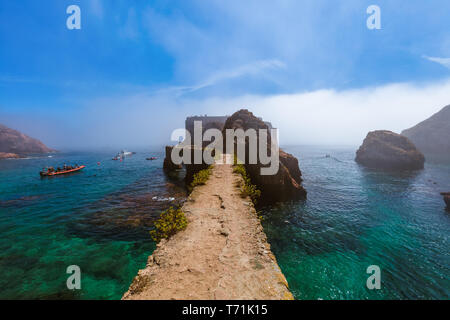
40;165;85;177
146;157;158;160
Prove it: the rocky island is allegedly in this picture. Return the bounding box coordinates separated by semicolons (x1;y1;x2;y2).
356;130;425;170
0;124;54;159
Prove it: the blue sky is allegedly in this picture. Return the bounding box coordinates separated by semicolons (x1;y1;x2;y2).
1;0;450;148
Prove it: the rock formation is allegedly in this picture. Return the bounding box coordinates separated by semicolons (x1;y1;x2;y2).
163;146;182;171
356;130;425;170
441;192;450;210
0;124;54;158
401;105;450;160
222;109;307;202
0;152;21;159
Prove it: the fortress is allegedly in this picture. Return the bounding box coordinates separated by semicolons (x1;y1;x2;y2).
185;114;273;137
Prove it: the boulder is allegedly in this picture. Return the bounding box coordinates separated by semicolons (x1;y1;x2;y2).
356;130;425;170
223;109;306;202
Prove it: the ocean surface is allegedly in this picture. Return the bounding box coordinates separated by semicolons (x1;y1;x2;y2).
0;146;449;299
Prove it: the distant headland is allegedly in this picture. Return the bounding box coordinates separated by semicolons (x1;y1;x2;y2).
0;124;55;159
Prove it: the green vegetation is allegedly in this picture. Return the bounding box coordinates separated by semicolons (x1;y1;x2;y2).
233;164;261;204
150;207;188;243
189;167;212;192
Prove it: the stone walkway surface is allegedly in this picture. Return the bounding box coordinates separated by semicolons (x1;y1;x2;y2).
123;157;293;300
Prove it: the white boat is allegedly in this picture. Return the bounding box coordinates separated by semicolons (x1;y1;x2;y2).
113;150;135;160
120;150;133;157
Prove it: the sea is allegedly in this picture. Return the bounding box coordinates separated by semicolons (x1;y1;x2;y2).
0;146;449;299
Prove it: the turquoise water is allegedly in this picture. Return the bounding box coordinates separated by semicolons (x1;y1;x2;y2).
261;146;450;300
0;149;185;299
0;146;449;299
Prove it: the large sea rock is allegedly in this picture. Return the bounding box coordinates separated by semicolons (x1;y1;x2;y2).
401;105;450;160
222;109;307;202
0;124;54;157
356;130;425;170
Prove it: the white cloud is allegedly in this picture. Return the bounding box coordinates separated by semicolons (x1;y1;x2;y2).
171;79;450;146
161;59;286;96
423;56;450;70
6;79;450;149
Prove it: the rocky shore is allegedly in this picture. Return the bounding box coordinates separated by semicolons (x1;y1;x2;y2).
0;123;54;158
0;152;21;159
123;158;293;300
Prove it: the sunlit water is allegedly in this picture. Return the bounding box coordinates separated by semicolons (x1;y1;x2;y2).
0;149;185;299
0;146;448;299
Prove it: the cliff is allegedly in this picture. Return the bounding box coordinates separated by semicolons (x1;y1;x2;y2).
356;130;425;170
0;124;54;158
222;109;307;202
401;105;450;159
123;158;293;300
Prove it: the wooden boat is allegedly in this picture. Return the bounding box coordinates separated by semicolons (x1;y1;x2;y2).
40;165;85;177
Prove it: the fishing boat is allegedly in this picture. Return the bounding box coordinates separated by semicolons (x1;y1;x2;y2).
40;165;85;177
146;157;158;160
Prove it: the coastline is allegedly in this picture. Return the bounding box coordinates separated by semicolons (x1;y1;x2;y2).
0;152;22;159
123;160;293;300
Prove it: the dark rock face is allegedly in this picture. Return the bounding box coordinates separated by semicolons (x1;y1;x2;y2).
356;130;425;170
222;109;307;202
163;146;183;171
441;193;450;210
0;124;54;155
402;105;450;159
